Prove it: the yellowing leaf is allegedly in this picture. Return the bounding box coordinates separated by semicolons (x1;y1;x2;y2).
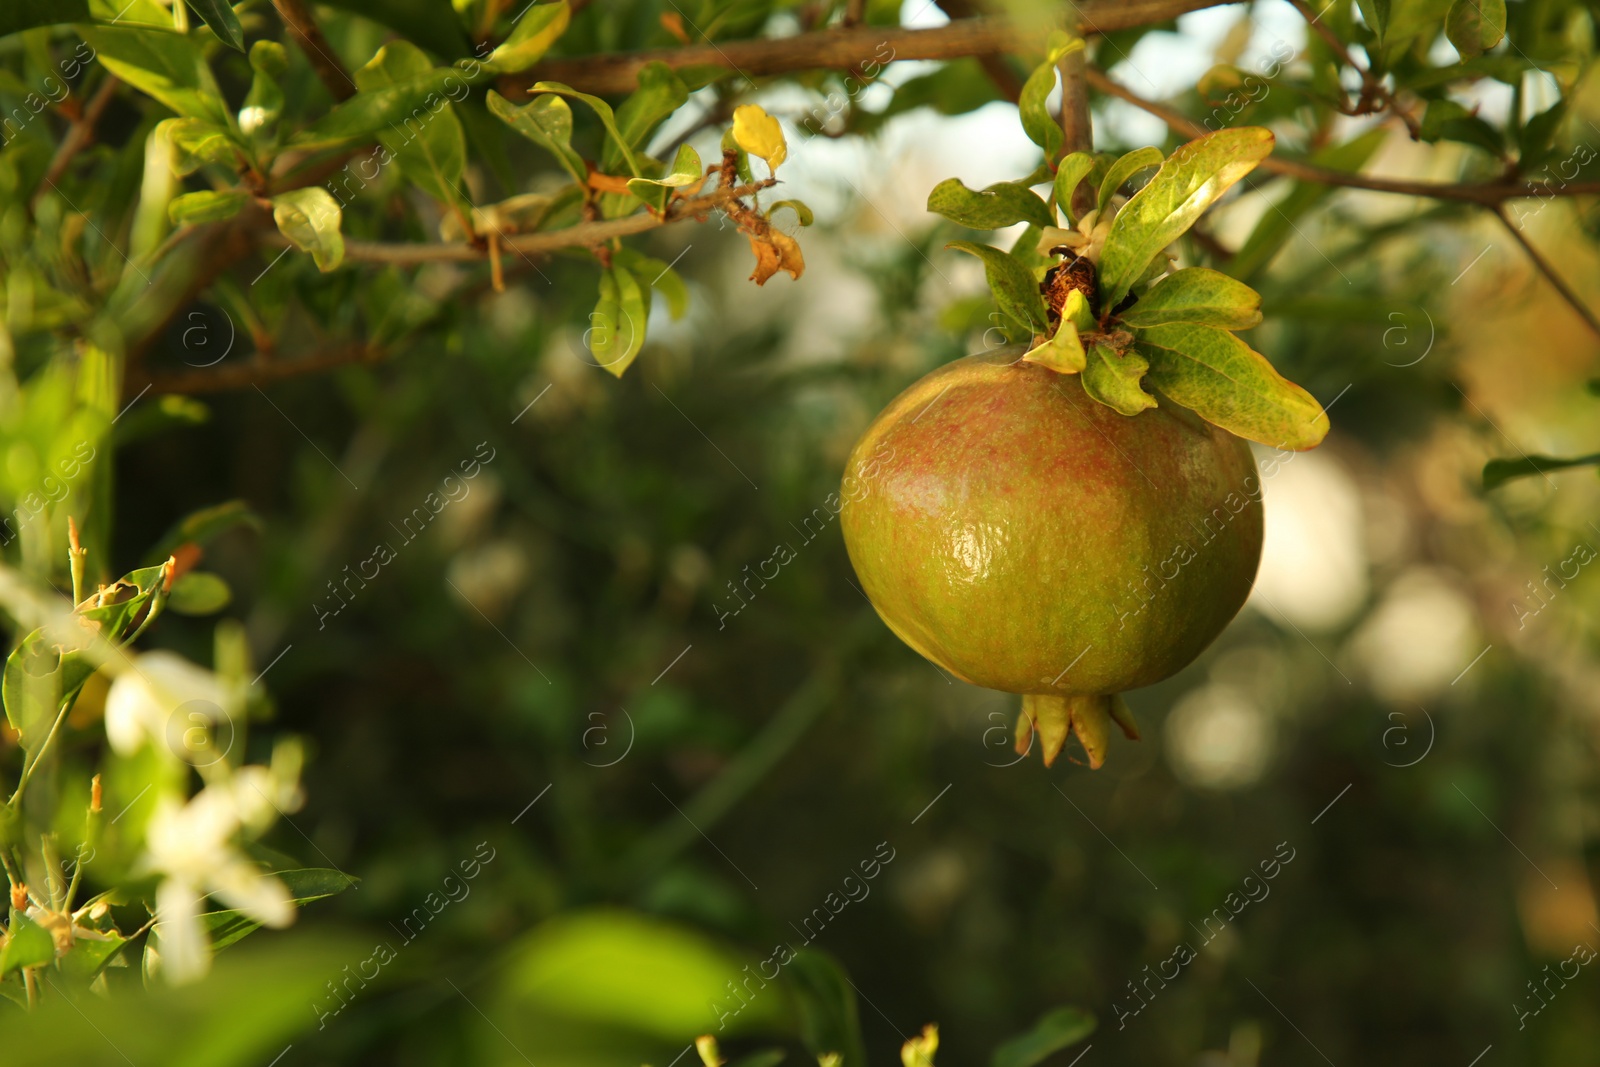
747;228;805;285
1023;321;1086;375
732;104;786;173
271;188;344;272
1137;323;1329;449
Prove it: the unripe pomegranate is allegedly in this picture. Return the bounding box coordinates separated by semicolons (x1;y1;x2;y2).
840;347;1263;768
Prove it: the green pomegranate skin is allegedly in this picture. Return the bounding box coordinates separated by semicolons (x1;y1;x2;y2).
840;349;1263;697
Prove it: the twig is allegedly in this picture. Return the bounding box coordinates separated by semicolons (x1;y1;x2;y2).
1085;67;1600;204
1493;206;1600;343
259;179;776;263
1286;0;1420;137
1058;37;1095;217
129;343;383;395
32;76;120;208
272;0;357;101
507;2;1241;96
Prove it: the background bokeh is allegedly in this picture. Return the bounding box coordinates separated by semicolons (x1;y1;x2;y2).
7;0;1600;1063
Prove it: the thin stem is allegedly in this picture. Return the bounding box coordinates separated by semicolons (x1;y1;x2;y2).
504;2;1240;96
1058;40;1095;218
1286;0;1419;137
8;696;75;809
32;75;120;208
1084;67;1600;204
272;0;357;101
1493;206;1600;343
258;178;776;264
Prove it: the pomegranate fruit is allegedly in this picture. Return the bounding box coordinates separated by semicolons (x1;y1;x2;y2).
840;346;1263;768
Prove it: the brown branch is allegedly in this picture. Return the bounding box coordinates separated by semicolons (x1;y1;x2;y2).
130;343;382;396
261;179;777;264
272;0;357;101
32;76;120;207
1085;67;1600;204
931;0;1023;101
1286;0;1420;138
507;1;1241;96
1493;207;1600;343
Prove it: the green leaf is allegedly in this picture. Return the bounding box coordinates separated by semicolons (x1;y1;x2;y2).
1023;319;1086;374
355;41;469;209
1519;100;1568;169
1;911;55;976
1097;146;1164;214
160;117;241;175
1053;151;1096;224
613;248;690;320
1018;58;1062;159
991;1007;1096;1067
625;144;703;213
168;190;250;225
1138;323;1329;448
529;81;641;177
1482;452;1600;490
292;66;476;152
1082;342;1155;416
484;2;571;75
1446;0;1505;58
486;90;587;185
318;0;472;58
1097;127;1274;310
145;500;261;564
239;40;286;138
168;571;231;615
78;24;231;126
1419;98;1469;143
786;949;867;1067
2;0;90;35
271;188;344;272
184;0;244;52
1117;267;1263;329
607;62;689;173
200;869;360;953
1228;129;1387;282
947;241;1048;337
927;177;1054;230
1356;0;1390;39
592;267;647;377
768;199;814;227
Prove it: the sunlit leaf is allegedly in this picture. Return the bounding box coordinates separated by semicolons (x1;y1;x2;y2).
591;267;647;377
486;90;587;184
355;41;468;210
168;189;250;225
1446;0;1506;57
271;188;344;271
530;81;641;176
1117;267;1263;329
1053;151;1096;224
1082;342;1156;415
78;23;231;126
184;0;244;52
484;2;570;74
1;911;55;976
1097;145;1163;214
1138;322;1329;448
947;240;1048;337
1097;127;1274;310
732;103;787;174
927;177;1054;230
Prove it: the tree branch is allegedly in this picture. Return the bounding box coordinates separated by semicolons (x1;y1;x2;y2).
1493;207;1600;343
1085;67;1600;204
32;75;119;207
261;179;776;264
507;1;1241;96
129;343;382;396
272;0;357;101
